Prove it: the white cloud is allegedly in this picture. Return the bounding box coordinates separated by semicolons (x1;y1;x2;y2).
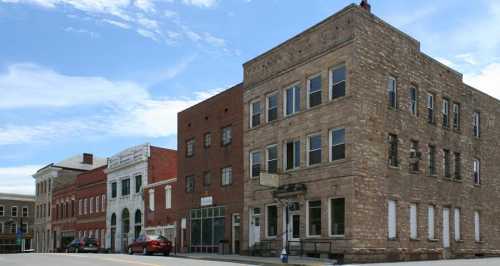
64;26;100;38
0;165;41;195
0;62;223;144
134;0;155;13
464;63;500;100
102;19;131;29
181;0;216;8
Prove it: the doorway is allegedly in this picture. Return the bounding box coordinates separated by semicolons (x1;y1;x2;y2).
249;208;261;248
232;213;240;254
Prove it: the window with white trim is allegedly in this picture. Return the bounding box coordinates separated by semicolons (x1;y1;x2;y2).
186;139;195;157
427;93;435;124
11;206;17;217
284;85;300;116
222;126;232;146
330;128;345;161
285;140;300;170
410;87;418;116
427;205;435;240
267;93;278;122
453;103;460;130
266;145;278;174
165;185;172;209
454;208;461;241
308;74;322;108
442;98;449;128
330;65;346;100
221;166;232;186
308;134;322;166
22;207;28;217
250;100;261;128
90;198;94;214
308;200;322;237
473;159;481;185
250;151;261;178
330;198;345;237
410;203;417;240
149;189;155;211
388;200;397;239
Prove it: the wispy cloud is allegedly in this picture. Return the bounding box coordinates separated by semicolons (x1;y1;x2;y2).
0;62;224;145
0;164;41;195
464;63;500;100
64;26;100;38
181;0;217;8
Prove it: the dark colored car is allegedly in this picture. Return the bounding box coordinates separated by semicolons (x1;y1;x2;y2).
127;234;172;256
67;237;100;253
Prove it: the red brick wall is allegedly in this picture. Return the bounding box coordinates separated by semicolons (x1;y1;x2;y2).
51;183;77;231
74;166;107;237
144;180;177;227
176;84;244;251
148;146;177;184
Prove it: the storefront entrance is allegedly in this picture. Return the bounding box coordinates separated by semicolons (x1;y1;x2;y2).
190;206;225;253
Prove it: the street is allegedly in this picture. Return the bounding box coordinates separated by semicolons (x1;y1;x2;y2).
0;253;257;266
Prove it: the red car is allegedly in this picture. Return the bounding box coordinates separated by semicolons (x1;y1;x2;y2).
127;234;172;256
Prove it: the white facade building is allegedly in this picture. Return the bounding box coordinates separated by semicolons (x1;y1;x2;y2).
105;144;150;253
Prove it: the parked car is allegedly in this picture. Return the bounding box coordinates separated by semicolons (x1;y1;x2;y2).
67;237;100;253
127;234;172;256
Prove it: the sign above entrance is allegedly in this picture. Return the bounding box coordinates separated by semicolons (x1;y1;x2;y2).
259;172;280;188
201;196;213;207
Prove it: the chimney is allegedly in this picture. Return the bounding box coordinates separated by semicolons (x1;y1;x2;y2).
360;0;371;12
83;153;93;165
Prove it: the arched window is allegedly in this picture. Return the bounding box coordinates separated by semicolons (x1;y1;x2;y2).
121;209;130;235
111;213;116;227
134;210;142;240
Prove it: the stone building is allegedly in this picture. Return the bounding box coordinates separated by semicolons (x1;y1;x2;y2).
105;144;176;253
241;2;500;263
176;84;244;254
0;193;35;253
32;153;106;252
75;165;107;248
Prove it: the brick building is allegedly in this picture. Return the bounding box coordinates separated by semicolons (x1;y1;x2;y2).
33;153;106;252
176;84;243;254
105;144;176;253
143;147;177;244
75;166;107;248
241;2;500;263
0;193;35;253
51;182;76;251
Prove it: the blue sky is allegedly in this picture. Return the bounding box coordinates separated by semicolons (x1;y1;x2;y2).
0;0;499;195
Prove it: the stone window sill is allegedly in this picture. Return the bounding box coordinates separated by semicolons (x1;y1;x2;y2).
410;238;420;242
427;238;439;242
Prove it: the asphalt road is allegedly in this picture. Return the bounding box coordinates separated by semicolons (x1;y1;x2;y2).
0;253;257;266
347;258;500;266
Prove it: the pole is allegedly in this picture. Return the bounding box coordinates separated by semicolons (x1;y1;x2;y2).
285;203;289;254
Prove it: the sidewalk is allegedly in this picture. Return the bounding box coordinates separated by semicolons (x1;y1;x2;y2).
174;253;337;266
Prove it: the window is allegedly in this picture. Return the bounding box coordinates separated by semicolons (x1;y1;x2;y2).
285;85;300;116
9;222;16;234
473;112;480;137
121;178;130;196
186;176;194;192
443;149;451;178
165;185;172;209
330;128;346;161
308;201;321;237
473;159;481;185
285;140;300;170
308;134;322;166
221;167;232;186
427;93;435;124
135;175;142;193
148;189;155;211
186;139;195;157
203;171;211;187
250;101;261;128
84;199;88;215
454;208;461;241
22;207;28;217
11;206;17;217
453;103;460;130
222;126;232;145
267;94;278;122
266;145;278;174
250;151;261;178
78;200;82;215
410;203;418;240
102;195;106;211
90;198;94;214
0;222;3;233
410;87;418;116
330;65;346;100
330;198;345;237
111;182;117;198
409;140;420;172
388;200;397;239
308;74;322;108
266;205;278;238
474;211;480;242
388;76;397;108
0;205;4;216
442;99;449;128
428;145;436;176
427;205;435;240
454;152;461;179
388;134;399;167
204;133;211;148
